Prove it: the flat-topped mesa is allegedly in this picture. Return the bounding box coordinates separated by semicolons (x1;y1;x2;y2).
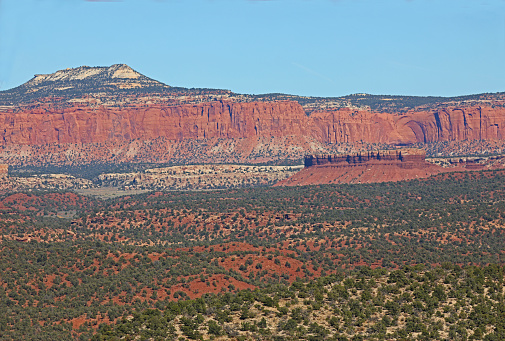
304;148;426;168
1;63;505;167
278;148;442;186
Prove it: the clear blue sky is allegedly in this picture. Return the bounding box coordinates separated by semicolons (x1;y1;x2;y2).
0;0;504;97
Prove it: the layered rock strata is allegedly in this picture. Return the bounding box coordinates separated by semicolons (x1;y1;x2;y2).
309;106;505;144
0;101;306;145
1;102;504;146
1;100;505;165
303;149;426;168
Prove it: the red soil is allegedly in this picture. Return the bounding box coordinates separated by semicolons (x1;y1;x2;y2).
170;274;256;300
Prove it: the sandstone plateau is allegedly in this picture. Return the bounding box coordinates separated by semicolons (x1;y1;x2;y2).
0;101;307;145
1;65;505;166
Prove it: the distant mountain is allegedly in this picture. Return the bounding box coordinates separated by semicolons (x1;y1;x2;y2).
0;64;171;105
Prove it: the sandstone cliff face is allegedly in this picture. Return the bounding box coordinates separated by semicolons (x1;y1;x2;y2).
0;101;308;145
308;109;413;144
397;107;505;143
308;106;505;145
1;102;504;146
1;101;505;165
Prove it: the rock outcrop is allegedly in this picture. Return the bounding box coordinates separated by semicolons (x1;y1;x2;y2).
0;101;307;145
303;149;426;168
1;64;505;166
1;102;505;147
276;149;451;186
309;106;505;144
1;101;505;165
279;149;505;186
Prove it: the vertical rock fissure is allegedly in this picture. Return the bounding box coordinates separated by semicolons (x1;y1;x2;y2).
434;111;442;141
479;107;482;140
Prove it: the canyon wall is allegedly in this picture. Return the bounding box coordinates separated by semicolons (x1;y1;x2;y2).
308;109;410;144
0;101;308;145
309;106;505;144
396;107;505;143
1;101;505;146
1;101;505;165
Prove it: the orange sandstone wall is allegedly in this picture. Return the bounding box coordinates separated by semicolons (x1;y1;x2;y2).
396;107;505;143
308;109;412;144
309;106;505;144
0;101;504;147
0;101;308;145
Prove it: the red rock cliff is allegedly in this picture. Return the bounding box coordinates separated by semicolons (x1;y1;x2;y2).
0;101;308;145
396;106;505;143
308;109;411;144
308;106;505;144
1;101;505;147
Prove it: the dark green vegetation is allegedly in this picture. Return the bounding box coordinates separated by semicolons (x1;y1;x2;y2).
0;85;233;108
1;63;504;113
9;159;303;180
249;92;505;113
93;264;505;341
9;162;161;180
3;82;503;112
1;170;505;340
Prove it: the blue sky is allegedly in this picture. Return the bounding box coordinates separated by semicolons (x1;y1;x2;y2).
0;0;504;97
